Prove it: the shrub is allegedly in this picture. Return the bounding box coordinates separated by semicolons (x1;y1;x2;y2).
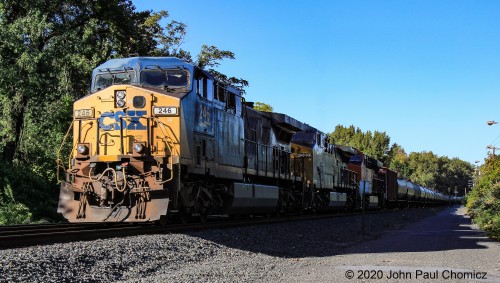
466;156;500;239
0;202;32;225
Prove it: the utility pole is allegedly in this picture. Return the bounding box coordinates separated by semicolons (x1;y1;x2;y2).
486;145;500;156
361;180;366;235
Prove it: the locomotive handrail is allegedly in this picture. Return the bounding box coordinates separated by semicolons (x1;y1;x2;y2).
372;177;385;194
244;139;292;180
292;155;312;182
336;166;357;189
154;118;180;155
244;139;269;176
153;117;180;144
157;135;174;184
56;120;75;184
109;115;152;154
59;117;96;183
153;117;179;184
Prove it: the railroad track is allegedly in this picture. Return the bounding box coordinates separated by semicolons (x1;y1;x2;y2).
0;208;410;250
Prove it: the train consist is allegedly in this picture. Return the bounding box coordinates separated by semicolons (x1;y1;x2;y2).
57;57;457;223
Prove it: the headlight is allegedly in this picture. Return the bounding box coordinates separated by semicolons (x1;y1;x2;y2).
115;90;126;107
116;99;126;108
116;90;126;99
77;144;89;155
133;143;144;153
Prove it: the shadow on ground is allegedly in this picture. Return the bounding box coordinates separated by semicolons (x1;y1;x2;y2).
188;206;494;258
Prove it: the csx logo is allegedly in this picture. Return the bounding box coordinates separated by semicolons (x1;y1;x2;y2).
99;111;147;131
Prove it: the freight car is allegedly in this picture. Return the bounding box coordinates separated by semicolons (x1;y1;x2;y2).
57;57;454;224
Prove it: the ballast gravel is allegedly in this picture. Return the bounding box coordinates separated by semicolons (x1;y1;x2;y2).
0;208;442;282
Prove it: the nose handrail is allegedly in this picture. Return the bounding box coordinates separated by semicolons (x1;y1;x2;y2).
56;120;75;183
153;117;180;184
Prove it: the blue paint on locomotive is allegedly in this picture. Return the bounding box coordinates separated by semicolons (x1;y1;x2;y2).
194;101;214;135
99;110;147;131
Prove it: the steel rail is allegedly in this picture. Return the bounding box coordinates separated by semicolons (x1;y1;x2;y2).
0;207;432;250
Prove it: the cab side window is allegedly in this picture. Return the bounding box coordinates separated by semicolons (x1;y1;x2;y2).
196;76;208;99
227;91;236;109
215;83;225;102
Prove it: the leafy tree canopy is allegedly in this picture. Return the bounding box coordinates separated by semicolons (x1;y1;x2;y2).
466;155;500;239
329;125;390;161
253;102;274;112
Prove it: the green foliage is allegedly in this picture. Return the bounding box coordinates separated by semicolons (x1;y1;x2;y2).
253;102;274;112
0;160;60;223
386;143;411;177
0;202;32;225
196;45;249;94
197;45;236;69
329;125;390;161
466;156;500;239
143;10;191;60
408;151;439;188
436;156;473;195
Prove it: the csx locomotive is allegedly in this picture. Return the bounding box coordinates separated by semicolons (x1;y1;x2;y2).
57;57;453;224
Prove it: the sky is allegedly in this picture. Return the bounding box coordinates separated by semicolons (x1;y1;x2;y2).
132;0;500;165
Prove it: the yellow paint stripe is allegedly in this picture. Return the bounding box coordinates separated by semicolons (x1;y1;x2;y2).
96;155;121;162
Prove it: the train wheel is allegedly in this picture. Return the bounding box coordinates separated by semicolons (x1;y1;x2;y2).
158;215;168;226
198;201;208;223
345;197;354;211
178;208;190;224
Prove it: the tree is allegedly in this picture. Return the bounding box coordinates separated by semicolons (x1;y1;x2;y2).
467;156;500;239
407;151;439;189
139;15;249;93
436;156;473;195
386;143;411;178
196;45;249;94
253;102;274;112
329;125;390;161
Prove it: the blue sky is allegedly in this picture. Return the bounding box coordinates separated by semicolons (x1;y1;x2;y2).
132;0;500;165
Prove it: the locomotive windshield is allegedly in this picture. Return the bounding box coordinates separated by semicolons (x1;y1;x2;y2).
349;155;362;165
291;132;316;148
141;69;188;88
94;71;136;91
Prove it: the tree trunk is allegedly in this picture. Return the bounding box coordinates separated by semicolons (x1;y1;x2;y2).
2;92;26;164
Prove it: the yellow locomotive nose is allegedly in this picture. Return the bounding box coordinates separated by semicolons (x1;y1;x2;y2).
71;85;180;159
59;83;181;223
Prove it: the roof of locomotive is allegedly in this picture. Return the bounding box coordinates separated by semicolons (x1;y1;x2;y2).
266;112;305;133
91;57;195;92
93;57;194;73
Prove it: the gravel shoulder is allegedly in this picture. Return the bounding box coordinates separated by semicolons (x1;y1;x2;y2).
2;206;488;282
